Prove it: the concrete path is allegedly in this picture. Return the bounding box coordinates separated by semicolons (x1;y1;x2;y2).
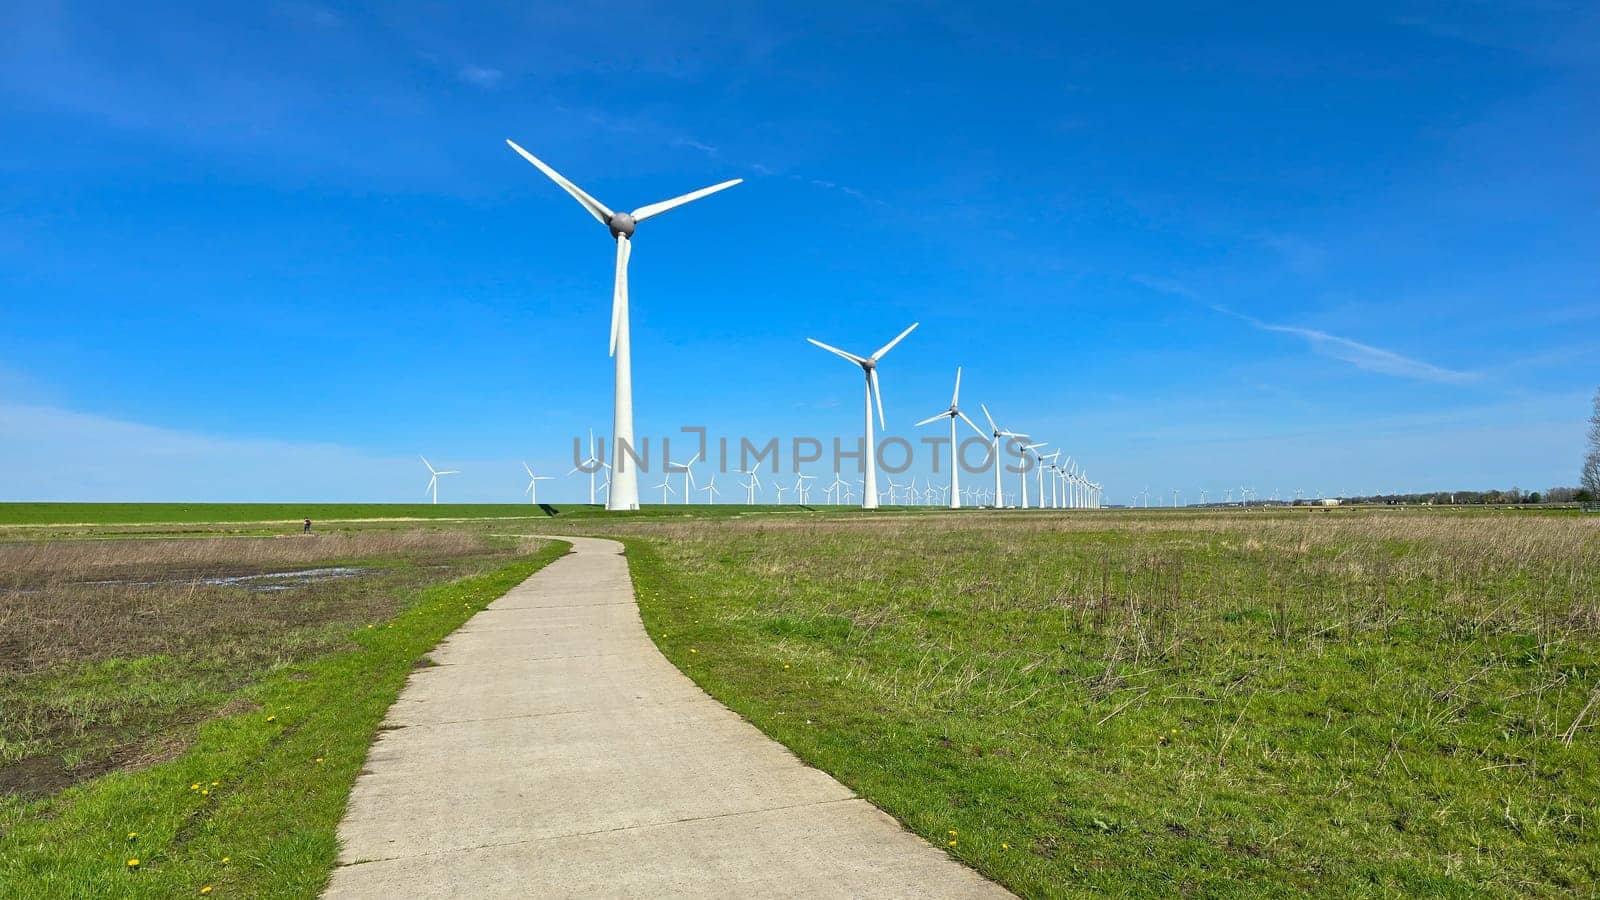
326;536;1010;899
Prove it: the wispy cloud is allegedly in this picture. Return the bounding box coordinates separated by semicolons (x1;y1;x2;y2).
668;134;880;205
1221;307;1477;384
1133;275;1477;385
457;65;503;88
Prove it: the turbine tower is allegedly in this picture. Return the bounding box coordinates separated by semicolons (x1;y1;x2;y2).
420;456;458;505
507;140;741;511
914;367;983;510
805;323;919;510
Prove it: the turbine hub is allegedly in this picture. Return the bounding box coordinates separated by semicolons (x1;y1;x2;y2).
862;358;876;370
607;213;636;237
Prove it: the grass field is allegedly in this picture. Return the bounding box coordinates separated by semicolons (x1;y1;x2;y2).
568;508;1600;897
0;520;567;897
4;503;1597;897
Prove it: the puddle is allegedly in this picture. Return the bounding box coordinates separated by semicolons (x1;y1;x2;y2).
66;566;375;592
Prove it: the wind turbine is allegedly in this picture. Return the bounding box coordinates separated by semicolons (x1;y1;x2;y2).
915;367;983;510
652;474;675;505
522;463;554;505
794;473;817;505
699;474;721;504
567;429;609;505
506;140;741;512
665;451;700;506
739;465;763;505
825;473;847;504
1042;450;1061;508
979;404;1026;509
420;456;459;505
806;323;919;510
1018;441;1048;509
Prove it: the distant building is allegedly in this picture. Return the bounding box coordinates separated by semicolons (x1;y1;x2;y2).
1320;498;1341;507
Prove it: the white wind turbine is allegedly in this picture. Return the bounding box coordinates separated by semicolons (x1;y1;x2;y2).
420;456;459;505
567;429;609;505
915;367;984;510
979;404;1026;509
740;465;763;505
507;140;741;512
652;474;675;505
1041;450;1061;508
665;451;700;506
806;323;919;510
700;473;721;504
794;473;817;505
825;473;847;504
522;462;554;505
1019;441;1048;509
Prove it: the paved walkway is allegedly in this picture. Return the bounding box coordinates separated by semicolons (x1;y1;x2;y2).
326;536;1009;898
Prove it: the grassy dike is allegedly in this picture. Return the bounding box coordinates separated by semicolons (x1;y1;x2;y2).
0;540;570;898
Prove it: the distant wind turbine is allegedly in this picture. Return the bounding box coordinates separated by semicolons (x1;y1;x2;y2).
915;366;983;510
978;404;1026;509
522;463;554;505
506;140;741;511
806;323;918;509
420;456;459;505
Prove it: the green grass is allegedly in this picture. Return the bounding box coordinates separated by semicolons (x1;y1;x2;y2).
0;501;897;527
615;511;1600;897
0;540;570;898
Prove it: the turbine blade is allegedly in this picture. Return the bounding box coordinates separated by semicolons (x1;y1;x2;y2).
524;461;534;477
981;403;998;434
958;410;985;437
610;234;630;357
914;411;948;427
505;140;613;225
420;455;435;474
952;366;962;407
870;367;885;429
870;322;919;361
630;178;743;222
805;337;868;365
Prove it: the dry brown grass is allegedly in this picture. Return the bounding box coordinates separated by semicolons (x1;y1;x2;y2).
0;530;487;584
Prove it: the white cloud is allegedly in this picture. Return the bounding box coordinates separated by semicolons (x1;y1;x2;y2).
1230;312;1477;385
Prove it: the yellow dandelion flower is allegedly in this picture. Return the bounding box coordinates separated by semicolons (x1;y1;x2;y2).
191;783;200;791
948;829;958;836
783;664;790;670
211;780;220;786
689;648;697;654
127;831;137;840
1002;842;1010;850
947;839;958;847
221;857;231;865
200;887;213;896
127;858;140;869
201;789;210;797
315;757;324;764
266;715;277;722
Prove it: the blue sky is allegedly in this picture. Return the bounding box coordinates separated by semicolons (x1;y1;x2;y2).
2;1;1596;504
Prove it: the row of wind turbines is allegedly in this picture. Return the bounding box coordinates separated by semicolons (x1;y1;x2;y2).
500;139;1101;511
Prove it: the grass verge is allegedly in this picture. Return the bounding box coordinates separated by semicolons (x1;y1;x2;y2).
0;539;569;898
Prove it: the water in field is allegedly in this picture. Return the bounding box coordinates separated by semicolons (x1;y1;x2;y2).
69;566;374;592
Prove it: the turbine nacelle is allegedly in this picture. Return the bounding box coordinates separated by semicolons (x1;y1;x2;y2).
607;212;637;238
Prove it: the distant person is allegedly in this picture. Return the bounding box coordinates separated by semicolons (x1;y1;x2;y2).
303;518;312;534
